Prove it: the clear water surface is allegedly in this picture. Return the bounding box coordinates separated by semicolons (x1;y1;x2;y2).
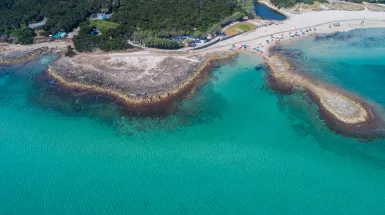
2;29;385;214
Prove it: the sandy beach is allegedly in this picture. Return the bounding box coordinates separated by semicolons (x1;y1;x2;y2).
201;10;385;54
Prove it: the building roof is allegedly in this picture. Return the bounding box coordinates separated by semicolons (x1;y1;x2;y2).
28;18;47;29
90;13;106;20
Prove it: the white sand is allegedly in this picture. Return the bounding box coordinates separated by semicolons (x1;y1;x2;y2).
199;10;385;54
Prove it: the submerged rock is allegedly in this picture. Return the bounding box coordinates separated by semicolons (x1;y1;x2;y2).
271;47;306;59
264;55;385;139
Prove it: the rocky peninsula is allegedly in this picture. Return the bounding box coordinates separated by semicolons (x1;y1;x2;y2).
1;42;238;115
264;55;385;138
46;51;238;114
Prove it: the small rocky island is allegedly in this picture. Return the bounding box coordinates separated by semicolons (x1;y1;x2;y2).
265;55;385;138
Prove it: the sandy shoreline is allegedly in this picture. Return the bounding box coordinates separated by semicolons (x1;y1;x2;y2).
202;10;385;54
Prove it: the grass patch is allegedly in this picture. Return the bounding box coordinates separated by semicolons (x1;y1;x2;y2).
89;20;119;34
224;22;256;36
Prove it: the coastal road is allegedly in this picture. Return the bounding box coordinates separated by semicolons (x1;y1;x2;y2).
138;10;385;56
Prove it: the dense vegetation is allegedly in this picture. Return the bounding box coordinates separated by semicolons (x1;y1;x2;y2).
73;22;133;52
1;0;252;48
0;0;112;43
9;28;36;44
142;37;182;49
74;0;251;51
112;0;250;36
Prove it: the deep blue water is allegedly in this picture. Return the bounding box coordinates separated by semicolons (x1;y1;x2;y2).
253;2;287;20
2;28;385;214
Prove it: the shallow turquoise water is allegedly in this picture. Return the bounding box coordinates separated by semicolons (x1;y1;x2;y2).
2;29;385;214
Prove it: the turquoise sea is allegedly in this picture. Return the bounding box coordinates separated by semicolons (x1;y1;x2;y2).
2;28;385;214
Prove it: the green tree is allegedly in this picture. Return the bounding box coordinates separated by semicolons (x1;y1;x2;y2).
10;28;36;44
143;37;181;49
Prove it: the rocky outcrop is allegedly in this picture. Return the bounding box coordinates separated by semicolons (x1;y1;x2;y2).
264;55;385;139
0;44;67;65
0;47;48;64
47;51;239;111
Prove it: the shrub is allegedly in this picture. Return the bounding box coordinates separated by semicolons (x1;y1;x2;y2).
143;37;181;49
9;28;36;44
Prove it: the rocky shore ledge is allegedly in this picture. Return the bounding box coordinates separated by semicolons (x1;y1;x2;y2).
264;55;385;139
0;46;49;64
0;43;67;65
47;51;238;112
